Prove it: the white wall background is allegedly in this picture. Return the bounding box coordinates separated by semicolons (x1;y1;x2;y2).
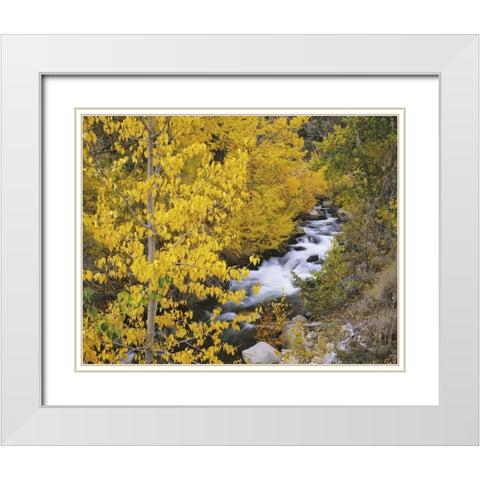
1;1;479;478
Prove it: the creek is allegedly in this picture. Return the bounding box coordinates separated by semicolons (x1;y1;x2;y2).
214;204;342;321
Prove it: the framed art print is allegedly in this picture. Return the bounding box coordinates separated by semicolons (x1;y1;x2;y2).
1;35;478;444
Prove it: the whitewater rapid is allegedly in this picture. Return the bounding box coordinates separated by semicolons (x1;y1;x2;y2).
217;205;342;318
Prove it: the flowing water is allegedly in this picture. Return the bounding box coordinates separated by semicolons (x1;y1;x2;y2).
216;205;342;320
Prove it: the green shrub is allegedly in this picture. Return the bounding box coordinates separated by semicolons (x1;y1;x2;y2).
292;238;357;318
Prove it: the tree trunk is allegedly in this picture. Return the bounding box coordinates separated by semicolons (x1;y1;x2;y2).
145;116;157;364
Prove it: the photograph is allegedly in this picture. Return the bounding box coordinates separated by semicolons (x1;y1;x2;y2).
82;114;399;365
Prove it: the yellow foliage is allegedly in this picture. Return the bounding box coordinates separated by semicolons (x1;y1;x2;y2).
82;115;324;365
254;296;291;350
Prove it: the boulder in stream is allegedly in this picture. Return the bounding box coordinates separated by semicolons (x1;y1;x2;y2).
310;211;327;220
291;314;308;324
337;209;350;223
293;225;306;238
282;320;305;350
242;342;281;364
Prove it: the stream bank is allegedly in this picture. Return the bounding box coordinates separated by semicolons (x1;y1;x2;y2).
213;202;344;362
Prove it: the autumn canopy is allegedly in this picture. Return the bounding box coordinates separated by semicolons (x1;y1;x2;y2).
82;115;398;365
